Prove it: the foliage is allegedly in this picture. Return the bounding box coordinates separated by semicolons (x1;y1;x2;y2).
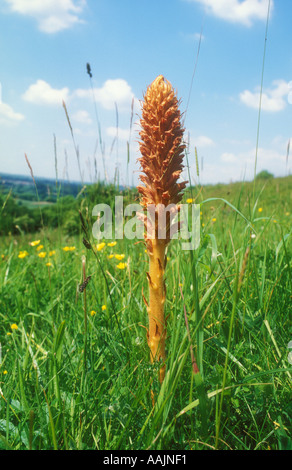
0;175;291;450
256;169;274;180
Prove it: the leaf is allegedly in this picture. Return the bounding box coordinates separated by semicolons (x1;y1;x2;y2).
202;197;255;232
53;321;66;364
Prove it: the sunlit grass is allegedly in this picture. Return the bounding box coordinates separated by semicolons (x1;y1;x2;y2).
0;176;291;450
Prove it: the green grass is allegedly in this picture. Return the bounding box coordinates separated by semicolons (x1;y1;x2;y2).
0;176;291;450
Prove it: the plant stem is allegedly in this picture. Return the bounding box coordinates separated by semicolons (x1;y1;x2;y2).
82;256;88;377
215;263;240;449
147;239;167;383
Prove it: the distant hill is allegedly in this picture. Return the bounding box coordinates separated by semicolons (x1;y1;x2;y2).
0;172;84;202
1;171;291;236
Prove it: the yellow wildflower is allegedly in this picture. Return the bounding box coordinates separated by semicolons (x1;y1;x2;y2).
37;245;44;251
63;246;75;252
96;242;106;252
258;207;263;213
49;250;56;256
116;262;127;270
38;252;46;258
30;240;40;246
115;254;125;261
206;320;220;329
18;251;29;259
186;198;194;204
212;218;217;222
3;370;7;375
46;262;53;267
11;324;18;330
102;305;107;311
107;241;117;247
90;310;96;316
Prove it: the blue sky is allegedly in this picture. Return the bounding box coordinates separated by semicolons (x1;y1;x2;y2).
0;0;291;186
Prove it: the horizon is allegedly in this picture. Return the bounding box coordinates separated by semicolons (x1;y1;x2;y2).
1;168;290;192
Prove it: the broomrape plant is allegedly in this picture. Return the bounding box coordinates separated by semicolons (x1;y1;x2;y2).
137;75;187;384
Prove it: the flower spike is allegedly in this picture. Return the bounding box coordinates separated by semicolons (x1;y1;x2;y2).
138;75;187;384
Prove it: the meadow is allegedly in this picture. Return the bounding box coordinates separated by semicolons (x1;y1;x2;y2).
0;171;291;450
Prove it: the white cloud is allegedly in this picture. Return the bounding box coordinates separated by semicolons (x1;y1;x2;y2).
240;80;290;112
221;152;237;163
72;109;92;124
186;133;215;153
219;146;288;173
193;135;215;147
0;101;25;123
288;81;292;104
195;144;289;184
74;79;137;112
186;0;273;26
181;31;205;42
4;0;86;33
106;126;132;141
22;79;70;106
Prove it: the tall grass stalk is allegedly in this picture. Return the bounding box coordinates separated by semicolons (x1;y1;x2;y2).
86;62;107;182
79;212;127;353
252;0;271;207
62;100;83;184
81;255;88;379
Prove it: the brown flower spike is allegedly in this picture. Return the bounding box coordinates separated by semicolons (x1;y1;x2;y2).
138;75;187;383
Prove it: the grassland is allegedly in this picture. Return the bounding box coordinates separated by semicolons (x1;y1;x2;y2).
0;174;291;450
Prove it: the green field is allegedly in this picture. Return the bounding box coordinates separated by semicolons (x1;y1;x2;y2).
0;174;291;450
